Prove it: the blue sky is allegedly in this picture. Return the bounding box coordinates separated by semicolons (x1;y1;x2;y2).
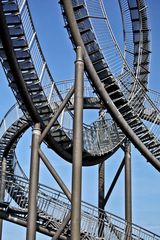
0;0;160;239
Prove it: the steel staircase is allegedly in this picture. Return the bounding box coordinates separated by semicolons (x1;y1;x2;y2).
0;0;74;160
1;0;157;167
0;95;159;238
0;0;128;165
60;0;160;169
126;0;151;84
0;0;159;239
1;172;160;240
0;104;29;174
119;0;151;107
58;80;160;126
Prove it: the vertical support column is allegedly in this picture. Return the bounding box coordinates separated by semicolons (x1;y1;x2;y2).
98;162;105;209
124;140;132;237
71;46;84;240
0;157;6;240
26;123;41;240
98;161;105;237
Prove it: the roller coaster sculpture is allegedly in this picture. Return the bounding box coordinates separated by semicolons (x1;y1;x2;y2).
0;0;160;239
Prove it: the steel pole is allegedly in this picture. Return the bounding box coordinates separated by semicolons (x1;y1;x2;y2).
26;123;41;240
98;162;105;209
71;46;84;240
124;140;132;238
40;86;74;144
0;157;6;240
39;149;71;201
98;162;105;237
103;158;125;208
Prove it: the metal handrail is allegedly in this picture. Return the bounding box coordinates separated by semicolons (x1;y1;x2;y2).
63;0;160;144
0;101;123;157
2;172;160;239
0;0;125;159
85;0;151;94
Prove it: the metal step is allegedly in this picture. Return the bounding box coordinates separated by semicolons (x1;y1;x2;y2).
11;38;28;48
2;2;18;13
5;14;21;25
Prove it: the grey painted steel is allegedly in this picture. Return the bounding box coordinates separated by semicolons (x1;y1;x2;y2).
52;212;71;240
1;171;160;240
0;0;73;164
0;0;121;166
0;158;6;240
71;46;84;240
26;123;41;240
98;162;105;237
39;149;71;201
40;86;74;144
125;141;132;227
61;0;160;172
98;162;105;209
103;158;125;208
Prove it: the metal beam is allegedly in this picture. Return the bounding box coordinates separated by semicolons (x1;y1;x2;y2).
124;140;132;237
103;158;125;208
38;149;71;201
61;0;160;171
40;86;74;144
98;161;105;210
71;46;84;240
0;158;6;240
26;123;41;240
98;162;105;237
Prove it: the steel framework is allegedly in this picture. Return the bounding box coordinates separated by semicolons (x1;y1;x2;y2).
0;0;159;239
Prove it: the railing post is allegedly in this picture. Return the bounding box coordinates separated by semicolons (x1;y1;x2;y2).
26;123;41;240
71;46;84;240
0;157;6;240
125;140;132;238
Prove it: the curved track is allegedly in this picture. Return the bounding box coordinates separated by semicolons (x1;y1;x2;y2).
0;101;159;238
0;0;159;168
0;0;160;239
0;103;159;239
1;172;160;239
61;0;160;171
0;0;128;165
